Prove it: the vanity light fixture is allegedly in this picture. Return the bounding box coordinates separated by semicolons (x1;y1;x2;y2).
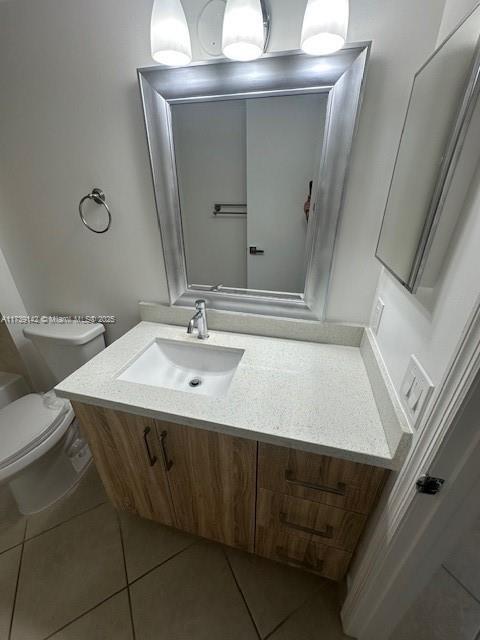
150;0;349;67
151;0;192;67
221;0;269;61
301;0;349;56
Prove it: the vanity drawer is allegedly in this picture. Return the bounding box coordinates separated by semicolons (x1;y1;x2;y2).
256;489;366;553
255;525;352;581
258;443;388;515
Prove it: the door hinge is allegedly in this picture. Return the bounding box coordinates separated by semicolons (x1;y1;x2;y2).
416;475;445;495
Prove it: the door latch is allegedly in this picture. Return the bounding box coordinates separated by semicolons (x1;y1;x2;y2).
249;246;264;255
416;475;444;495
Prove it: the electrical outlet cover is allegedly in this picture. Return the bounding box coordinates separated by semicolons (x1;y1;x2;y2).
400;355;435;429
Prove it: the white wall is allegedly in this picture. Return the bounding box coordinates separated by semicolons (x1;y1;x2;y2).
0;229;53;390
0;0;446;341
373;0;480;398
438;0;480;41
0;0;167;345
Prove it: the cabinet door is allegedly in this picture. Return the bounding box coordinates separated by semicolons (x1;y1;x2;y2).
73;402;175;525
157;420;256;551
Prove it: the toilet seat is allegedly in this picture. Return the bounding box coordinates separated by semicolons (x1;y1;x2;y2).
0;392;75;481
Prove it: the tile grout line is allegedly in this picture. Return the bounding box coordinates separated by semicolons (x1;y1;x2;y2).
7;524;26;640
116;513;137;640
41;587;127;640
127;539;199;588
223;549;262;640
24;500;108;543
0;540;24;558
262;584;328;640
442;564;480;606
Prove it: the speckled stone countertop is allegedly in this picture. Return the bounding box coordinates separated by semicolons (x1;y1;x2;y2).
55;322;402;469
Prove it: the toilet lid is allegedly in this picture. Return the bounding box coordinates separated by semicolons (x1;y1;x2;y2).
0;393;70;468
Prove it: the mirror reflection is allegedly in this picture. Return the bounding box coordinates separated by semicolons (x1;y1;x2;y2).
171;92;327;295
376;5;480;290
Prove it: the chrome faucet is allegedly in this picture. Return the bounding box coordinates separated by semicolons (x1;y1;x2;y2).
187;299;209;339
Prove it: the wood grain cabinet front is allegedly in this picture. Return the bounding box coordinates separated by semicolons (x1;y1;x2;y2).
156;419;257;551
72;402;175;525
74;403;257;552
258;443;388;515
256;489;366;553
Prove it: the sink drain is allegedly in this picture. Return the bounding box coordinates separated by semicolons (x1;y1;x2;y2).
189;377;202;388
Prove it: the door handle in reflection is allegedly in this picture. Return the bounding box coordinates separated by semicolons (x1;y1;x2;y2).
249;246;264;255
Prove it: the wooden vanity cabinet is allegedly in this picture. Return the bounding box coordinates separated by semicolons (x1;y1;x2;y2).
74;403;388;582
73;403;256;551
73;402;175;525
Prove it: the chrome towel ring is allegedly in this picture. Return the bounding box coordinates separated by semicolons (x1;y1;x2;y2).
78;188;112;233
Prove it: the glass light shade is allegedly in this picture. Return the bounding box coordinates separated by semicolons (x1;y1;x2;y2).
151;0;192;66
222;0;265;61
301;0;349;56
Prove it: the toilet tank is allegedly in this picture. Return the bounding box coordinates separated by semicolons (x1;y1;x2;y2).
23;322;106;383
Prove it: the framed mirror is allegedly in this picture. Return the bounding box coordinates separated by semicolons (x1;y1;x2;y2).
376;5;480;292
138;46;369;319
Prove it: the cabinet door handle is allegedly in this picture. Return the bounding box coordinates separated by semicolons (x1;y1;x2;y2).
285;470;346;496
275;546;324;572
279;512;334;539
159;430;173;471
143;427;157;467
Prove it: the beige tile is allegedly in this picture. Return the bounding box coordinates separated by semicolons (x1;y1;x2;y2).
49;590;133;640
444;516;480;601
390;567;480;640
11;504;126;640
25;464;107;539
119;511;195;583
0;545;22;639
268;587;349;640
130;542;257;640
0;485;26;553
226;548;323;638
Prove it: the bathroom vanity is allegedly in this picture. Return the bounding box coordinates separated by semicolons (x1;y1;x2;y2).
56;319;409;582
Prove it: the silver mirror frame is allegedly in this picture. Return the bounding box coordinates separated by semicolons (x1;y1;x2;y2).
138;44;370;320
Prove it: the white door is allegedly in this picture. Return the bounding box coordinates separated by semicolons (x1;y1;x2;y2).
342;303;480;639
245;93;326;293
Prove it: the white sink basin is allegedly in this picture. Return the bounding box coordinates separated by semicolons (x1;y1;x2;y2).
117;338;244;397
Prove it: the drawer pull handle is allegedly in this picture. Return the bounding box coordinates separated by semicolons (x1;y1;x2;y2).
143;427;157;467
275;546;324;572
159;430;174;471
285;470;346;496
279;512;334;539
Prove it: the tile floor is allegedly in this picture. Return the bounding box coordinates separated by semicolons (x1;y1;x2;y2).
390;513;480;640
0;464;351;640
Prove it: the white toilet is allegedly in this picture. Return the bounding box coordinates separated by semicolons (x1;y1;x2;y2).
0;322;105;515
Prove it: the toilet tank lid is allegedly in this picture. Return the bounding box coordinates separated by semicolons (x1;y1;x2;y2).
23;322;105;345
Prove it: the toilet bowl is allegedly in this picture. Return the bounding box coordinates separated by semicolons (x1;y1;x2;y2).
0;321;105;514
0;391;91;514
